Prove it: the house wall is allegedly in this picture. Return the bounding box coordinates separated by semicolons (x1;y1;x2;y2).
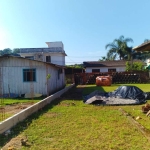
85;67;126;73
0;57;65;96
46;42;64;49
43;53;65;66
20;53;65;66
46;64;65;95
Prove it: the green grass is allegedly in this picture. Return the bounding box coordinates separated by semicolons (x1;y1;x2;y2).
0;97;44;121
0;97;45;106
83;83;150;95
1;84;150;150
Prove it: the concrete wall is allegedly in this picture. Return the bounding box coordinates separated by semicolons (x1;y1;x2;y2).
46;42;64;49
43;53;65;66
85;67;126;73
20;53;65;66
0;84;74;134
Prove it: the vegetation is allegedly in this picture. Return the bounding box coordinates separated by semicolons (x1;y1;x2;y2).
105;35;133;60
0;98;41;106
1;84;150;149
0;48;20;56
125;61;144;71
99;56;108;61
100;36;150;62
66;64;83;68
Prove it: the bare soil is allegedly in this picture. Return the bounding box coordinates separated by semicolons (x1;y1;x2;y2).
0;102;35;121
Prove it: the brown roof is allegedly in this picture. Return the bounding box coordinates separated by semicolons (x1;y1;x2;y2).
133;41;150;51
83;60;146;67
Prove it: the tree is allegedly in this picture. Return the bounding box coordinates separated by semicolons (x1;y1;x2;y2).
0;48;20;56
106;51;117;60
66;64;83;68
13;48;20;54
2;48;12;55
99;56;108;61
126;61;144;71
105;35;133;60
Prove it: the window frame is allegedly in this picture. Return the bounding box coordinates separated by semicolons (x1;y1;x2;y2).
92;69;100;73
46;56;51;63
23;68;36;82
108;68;116;72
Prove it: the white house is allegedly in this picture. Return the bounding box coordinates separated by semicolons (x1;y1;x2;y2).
0;55;65;96
133;41;150;69
18;41;67;66
83;60;145;73
145;59;150;68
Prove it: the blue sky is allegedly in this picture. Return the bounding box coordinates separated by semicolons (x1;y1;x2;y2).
0;0;150;65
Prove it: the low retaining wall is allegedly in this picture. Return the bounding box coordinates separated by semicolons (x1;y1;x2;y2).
0;84;75;134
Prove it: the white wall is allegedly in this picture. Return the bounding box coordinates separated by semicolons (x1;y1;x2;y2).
45;42;64;49
20;53;65;66
43;53;65;66
0;57;65;96
85;67;126;73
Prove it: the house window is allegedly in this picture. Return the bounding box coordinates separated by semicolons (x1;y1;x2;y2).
25;56;34;60
108;68;116;72
92;69;100;73
46;56;51;62
23;69;36;82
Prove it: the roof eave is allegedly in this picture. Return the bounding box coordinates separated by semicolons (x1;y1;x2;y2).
133;43;150;52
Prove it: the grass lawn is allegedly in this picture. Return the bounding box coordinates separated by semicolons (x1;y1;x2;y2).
0;97;44;121
0;98;41;106
0;95;46;106
1;84;150;150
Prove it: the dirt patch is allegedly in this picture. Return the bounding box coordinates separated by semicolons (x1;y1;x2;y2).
2;135;32;150
0;102;36;121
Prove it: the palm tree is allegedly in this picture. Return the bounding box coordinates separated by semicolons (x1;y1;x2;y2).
99;56;108;61
106;51;117;60
105;35;133;60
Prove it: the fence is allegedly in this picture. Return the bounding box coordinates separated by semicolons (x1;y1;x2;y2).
74;71;149;85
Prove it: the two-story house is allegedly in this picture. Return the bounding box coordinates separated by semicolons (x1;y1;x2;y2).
19;41;67;66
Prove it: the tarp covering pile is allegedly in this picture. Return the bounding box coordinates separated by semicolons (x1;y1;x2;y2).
83;86;147;105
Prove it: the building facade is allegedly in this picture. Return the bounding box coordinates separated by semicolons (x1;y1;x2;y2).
0;55;65;96
83;60;145;73
18;42;67;66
